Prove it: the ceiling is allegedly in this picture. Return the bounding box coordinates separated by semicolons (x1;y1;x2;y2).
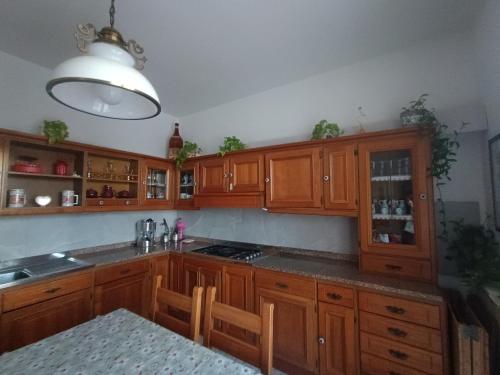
0;0;485;116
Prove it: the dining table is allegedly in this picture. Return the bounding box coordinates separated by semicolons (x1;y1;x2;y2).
0;308;260;375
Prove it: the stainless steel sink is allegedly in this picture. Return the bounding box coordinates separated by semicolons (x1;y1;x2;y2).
0;268;32;285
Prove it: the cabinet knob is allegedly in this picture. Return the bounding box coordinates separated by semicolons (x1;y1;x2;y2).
323;175;330;182
98;200;104;206
265;177;270;183
224;173;228;178
318;336;325;345
229;172;233;178
125;200;130;206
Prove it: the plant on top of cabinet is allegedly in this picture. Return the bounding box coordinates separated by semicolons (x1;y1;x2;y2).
446;220;500;291
42;120;69;144
311;119;343;140
400;94;436;127
218;136;246;157
174;141;201;169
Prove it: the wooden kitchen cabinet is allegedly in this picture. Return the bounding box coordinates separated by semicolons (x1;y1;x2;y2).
358;132;435;281
140;158;174;208
94;260;150;318
0;271;93;353
265;146;322;208
323;142;358;213
167;253;184;293
222;263;255;342
182;257;222;298
229;152;264;193
255;270;318;374
198;158;228;194
318;302;357;375
175;161;198;209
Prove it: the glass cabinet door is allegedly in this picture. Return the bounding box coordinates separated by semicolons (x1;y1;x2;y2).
142;160;172;206
370;150;415;246
178;168;195;201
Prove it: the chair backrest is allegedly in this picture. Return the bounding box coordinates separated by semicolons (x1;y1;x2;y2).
204;286;274;375
152;275;203;343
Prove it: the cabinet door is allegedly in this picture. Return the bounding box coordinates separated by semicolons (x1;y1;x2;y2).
140;159;174;208
229;152;264;193
265;147;322;208
324;143;358;211
175;161;198;208
358;134;432;261
223;264;254;342
168;253;183;293
199;263;222;300
94;273;150;318
1;289;92;352
152;255;169;288
256;287;317;374
198;158;229;194
318;302;357;375
183;260;200;297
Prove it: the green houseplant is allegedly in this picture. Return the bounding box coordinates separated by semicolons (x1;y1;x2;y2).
400;94;436;127
174;141;201;169
446;220;500;291
311;120;343;140
218;136;246;157
42;120;69;144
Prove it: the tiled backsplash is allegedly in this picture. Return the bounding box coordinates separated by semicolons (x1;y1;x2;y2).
179;208;358;254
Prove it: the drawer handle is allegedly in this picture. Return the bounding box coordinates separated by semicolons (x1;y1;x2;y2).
120;269;131;275
318;336;325;345
275;282;288;289
385;264;402;271
326;292;343;300
387;327;408;337
389;372;402;375
388;349;408;360
44;287;61;294
385;305;405;315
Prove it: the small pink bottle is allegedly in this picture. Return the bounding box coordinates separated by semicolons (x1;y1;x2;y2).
176;218;186;240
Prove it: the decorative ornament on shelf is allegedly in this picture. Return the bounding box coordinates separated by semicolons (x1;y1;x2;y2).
42;120;69;144
311;120;344;140
174;141;202;169
218;136;246;157
46;0;160;120
168;122;184;159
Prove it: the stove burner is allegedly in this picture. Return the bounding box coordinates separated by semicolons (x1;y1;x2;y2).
192;245;264;261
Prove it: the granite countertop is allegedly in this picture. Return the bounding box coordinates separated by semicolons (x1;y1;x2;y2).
0;308;260;375
1;238;444;302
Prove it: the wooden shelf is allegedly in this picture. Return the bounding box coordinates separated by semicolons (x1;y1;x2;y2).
1;206;83;216
372;214;413;221
8;172;83;180
86;177;138;184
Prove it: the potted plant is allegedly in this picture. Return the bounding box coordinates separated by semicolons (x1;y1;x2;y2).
400;94;437;127
218;136;246;157
42;120;69;144
446;220;500;292
311;120;343;140
174;141;201;169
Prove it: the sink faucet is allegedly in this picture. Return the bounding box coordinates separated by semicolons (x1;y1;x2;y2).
160;219;170;245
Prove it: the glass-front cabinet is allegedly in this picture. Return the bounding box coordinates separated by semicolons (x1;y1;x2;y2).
174;161;198;209
358;133;434;281
140;159;173;208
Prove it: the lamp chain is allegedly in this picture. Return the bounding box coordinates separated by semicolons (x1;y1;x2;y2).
109;0;116;28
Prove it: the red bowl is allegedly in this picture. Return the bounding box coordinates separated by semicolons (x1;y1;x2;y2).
12;164;43;173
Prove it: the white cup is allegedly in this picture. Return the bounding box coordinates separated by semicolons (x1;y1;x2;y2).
61;190;79;207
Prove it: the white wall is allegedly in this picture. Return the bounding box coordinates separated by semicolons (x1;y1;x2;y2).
179;32;485;153
0;50;179;261
0;50;177;158
475;0;500;138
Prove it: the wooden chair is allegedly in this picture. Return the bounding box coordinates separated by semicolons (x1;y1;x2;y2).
204;286;274;375
152;275;203;343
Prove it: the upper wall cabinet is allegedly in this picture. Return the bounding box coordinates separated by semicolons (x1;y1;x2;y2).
358;133;434;281
198;158;228;194
174;161;198;210
228;152;264;193
265;147;322;208
139;159;174;209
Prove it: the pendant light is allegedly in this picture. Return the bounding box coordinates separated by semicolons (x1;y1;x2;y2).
46;0;161;120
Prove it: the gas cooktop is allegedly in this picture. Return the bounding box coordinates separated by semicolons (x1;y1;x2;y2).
192;245;264;261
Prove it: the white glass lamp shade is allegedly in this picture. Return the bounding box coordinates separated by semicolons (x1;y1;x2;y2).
46;42;161;120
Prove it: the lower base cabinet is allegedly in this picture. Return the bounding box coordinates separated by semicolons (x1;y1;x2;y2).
1;289;92;352
318;302;357;375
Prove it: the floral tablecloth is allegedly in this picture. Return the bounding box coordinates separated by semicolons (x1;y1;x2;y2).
0;308;260;375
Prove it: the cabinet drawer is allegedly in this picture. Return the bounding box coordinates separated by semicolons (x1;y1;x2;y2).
362;255;432;281
361;353;428;375
360;312;442;353
318;282;354;307
86;198;138;207
255;270;315;298
361;333;443;375
2;272;93;312
95;259;149;285
358;291;441;329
